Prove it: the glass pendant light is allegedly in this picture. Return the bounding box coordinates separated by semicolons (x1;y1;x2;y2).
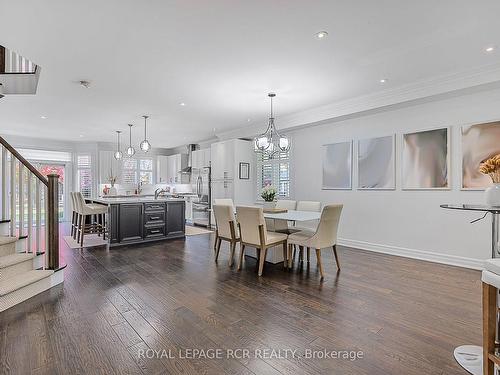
114;130;123;160
140;115;151;152
126;124;136;157
254;93;290;158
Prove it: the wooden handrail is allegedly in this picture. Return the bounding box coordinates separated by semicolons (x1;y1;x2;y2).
0;136;48;186
0;46;5;74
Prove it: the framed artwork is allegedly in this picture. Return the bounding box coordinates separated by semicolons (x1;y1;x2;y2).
322;141;352;190
402;127;450;190
357;135;395;190
239;162;250;179
461;121;500;190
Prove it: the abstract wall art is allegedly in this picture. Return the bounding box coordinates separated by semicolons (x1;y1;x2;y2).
462;121;500;189
357;135;395;189
402;128;449;189
322;141;352;190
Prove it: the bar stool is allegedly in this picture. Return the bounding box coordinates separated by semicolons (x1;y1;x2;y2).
73;192;108;246
482;259;500;375
70;192;78;239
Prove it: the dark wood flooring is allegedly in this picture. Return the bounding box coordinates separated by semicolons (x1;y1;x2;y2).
0;225;481;375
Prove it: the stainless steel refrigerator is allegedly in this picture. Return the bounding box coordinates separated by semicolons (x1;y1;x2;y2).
191;165;211;227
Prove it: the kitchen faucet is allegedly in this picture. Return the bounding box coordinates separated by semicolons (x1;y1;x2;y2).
155;188;167;200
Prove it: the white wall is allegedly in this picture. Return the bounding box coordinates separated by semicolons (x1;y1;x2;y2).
290;86;500;269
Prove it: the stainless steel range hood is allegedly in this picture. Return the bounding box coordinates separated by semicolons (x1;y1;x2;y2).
180;144;199;174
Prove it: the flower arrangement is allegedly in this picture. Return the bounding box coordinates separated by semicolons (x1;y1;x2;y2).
479;154;500;183
108;175;118;187
261;185;277;202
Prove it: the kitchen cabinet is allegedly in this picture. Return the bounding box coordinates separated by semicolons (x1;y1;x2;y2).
166;201;185;236
119;203;143;242
211;141;234;180
192;149;211;169
157;155;169;183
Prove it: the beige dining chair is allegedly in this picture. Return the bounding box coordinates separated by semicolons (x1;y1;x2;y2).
213;204;240;266
291;200;322;263
236;206;288;276
213;198;235;251
287;204;343;279
266;199;297;233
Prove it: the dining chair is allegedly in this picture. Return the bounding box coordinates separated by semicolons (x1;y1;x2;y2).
236;206;288;276
266;200;297;233
213;198;235;251
291;200;321;262
213;204;240;266
287;204;343;279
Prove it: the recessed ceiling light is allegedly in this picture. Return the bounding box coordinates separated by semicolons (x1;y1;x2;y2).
315;31;328;39
179;102;186;106
247;118;251;122
486;46;495;53
79;134;84;138
379;78;388;83
40;115;47;119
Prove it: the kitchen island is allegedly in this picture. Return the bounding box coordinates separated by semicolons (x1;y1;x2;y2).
88;197;185;247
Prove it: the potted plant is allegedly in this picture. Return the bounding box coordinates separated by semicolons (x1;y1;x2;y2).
261;185;277;209
480;154;500;206
108;174;118;196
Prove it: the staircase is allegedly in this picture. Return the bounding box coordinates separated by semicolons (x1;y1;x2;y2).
0;136;63;312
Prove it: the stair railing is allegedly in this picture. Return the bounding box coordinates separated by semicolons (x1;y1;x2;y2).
0;136;59;269
0;45;37;74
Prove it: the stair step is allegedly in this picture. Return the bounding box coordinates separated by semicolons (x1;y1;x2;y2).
0;270;54;296
0;236;17;246
0;253;34;268
0;237;17;257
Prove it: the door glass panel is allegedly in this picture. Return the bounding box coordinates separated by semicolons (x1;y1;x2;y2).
37;164;65;220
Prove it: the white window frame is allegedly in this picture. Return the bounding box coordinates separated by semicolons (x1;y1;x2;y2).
255;149;291;199
76;154;93;198
120;157;154;185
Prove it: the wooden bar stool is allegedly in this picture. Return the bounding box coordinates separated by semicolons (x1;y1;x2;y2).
482;259;500;375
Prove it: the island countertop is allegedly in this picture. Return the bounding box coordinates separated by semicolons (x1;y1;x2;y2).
88;197;186;205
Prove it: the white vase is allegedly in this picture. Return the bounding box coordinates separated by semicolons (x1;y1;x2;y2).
485;183;500;207
263;201;276;209
109;186;117;196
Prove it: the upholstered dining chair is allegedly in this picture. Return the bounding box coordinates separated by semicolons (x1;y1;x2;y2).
213;198;235;251
291;200;321;263
266;200;297;233
236;206;288;276
287;204;343;279
213;204;240;266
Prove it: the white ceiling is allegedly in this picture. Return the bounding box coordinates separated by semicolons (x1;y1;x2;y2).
1;0;500;148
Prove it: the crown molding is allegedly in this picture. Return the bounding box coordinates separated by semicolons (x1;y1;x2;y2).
216;61;500;141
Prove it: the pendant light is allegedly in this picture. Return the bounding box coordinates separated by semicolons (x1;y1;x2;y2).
140;115;151;152
126;124;136;157
114;130;123;160
254;93;290;158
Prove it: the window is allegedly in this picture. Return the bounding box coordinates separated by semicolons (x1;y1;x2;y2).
77;155;92;198
121;157;153;185
256;150;290;198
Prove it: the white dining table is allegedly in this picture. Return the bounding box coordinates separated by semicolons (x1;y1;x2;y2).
263;209;321;222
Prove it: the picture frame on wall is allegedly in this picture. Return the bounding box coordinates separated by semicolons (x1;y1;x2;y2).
461;120;500;190
239;162;250;180
322;141;352;190
357;135;396;190
402;127;450;190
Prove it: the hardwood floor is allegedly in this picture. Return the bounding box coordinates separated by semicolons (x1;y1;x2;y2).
0;225;481;375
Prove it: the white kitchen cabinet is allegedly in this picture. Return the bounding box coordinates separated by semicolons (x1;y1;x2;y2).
210;141;234;180
157;155;169;183
191;148;211;170
164;154;188;183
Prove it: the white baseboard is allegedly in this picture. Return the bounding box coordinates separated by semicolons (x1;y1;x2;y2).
338;238;484;270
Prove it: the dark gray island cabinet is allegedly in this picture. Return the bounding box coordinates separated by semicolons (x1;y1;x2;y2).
91;198;185;247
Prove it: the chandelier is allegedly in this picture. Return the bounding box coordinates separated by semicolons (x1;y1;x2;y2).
254;93;290;157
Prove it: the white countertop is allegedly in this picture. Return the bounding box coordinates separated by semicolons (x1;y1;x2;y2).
89;197;186;205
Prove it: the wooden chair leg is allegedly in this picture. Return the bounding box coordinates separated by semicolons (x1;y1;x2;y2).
103;214;106;240
298;245;304;262
307;247;310;262
316;248;324;279
332;245;340;270
214;231;219;252
483;282;497;375
287;244;293;268
238;244;245;270
293;245;297;263
258;248;267;276
282;242;287;269
215;238;222;262
229;241;236;267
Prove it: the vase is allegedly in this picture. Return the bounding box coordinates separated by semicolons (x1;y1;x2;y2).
485;183;500;207
109;186;117;196
263;201;276;209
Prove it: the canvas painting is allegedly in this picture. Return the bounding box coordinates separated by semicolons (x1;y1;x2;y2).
462;121;500;189
357;135;395;189
402;128;449;189
322;141;352;189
